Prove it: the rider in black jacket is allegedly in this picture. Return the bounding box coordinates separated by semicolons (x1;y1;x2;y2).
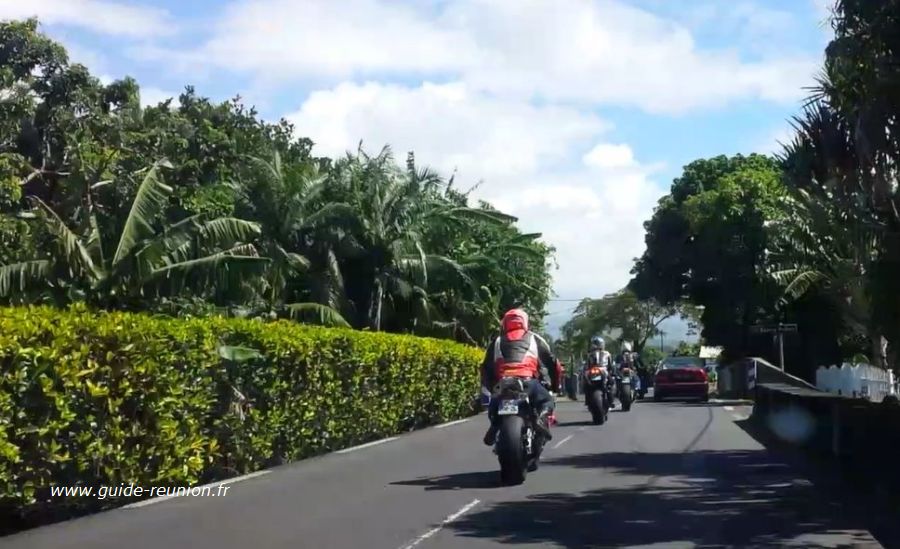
480;308;561;446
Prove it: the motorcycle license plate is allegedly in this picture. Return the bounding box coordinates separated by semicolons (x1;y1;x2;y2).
589;376;604;382
498;399;519;415
620;378;631;384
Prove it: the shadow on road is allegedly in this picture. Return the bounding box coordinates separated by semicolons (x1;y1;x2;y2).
446;449;883;548
556;420;593;427
390;471;503;491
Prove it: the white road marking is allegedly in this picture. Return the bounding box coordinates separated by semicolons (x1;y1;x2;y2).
123;470;270;509
435;418;471;429
399;499;481;549
552;434;575;449
336;436;399;454
724;406;735;411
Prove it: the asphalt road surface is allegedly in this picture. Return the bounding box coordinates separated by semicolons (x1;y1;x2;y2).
2;396;887;548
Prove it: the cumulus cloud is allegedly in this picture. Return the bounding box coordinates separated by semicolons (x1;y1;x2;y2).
290;82;609;185
0;0;175;38
180;0;818;115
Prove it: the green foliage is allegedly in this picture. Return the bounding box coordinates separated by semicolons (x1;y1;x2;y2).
0;305;482;527
630;154;787;362
672;341;701;357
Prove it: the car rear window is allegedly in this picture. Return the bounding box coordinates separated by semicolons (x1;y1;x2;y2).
661;357;704;369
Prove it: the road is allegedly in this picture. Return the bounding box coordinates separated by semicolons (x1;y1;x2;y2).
2;397;886;548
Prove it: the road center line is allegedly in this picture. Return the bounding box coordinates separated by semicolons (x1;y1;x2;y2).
552;434;575;449
399;499;481;549
123;470;271;509
435;418;471;429
336;436;399;454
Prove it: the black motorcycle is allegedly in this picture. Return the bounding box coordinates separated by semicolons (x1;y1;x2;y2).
615;366;636;412
582;352;611;425
490;377;547;485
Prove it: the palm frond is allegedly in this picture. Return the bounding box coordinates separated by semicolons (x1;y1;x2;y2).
443;207;518;225
0;260;52;297
285;302;352;328
29;197;98;280
112;161;173;267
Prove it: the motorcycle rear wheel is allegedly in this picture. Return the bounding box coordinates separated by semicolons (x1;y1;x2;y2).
621;385;634;411
588;389;606;425
497;415;526;485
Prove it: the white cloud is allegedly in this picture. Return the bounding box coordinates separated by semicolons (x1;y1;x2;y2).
290;82;609;185
811;0;836;21
140;87;179;108
583;144;637;170
287;82;664;326
191;0;479;78
184;0;818;115
0;0;174;38
754;124;797;156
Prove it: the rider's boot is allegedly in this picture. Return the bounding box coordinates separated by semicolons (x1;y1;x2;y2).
483;422;499;446
535;407;554;441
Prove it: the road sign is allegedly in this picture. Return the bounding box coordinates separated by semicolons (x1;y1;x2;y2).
750;323;798;334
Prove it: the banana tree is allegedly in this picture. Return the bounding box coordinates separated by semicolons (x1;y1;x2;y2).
0;160;268;306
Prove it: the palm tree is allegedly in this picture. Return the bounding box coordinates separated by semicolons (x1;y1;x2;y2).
236;151;354;326
772;101;888;366
0;160;267;306
333;146;512;332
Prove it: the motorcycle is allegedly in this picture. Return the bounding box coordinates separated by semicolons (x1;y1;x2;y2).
616;366;637;412
490;377;547;485
582;353;610;425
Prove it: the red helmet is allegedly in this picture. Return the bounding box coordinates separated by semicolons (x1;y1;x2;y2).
501;308;529;340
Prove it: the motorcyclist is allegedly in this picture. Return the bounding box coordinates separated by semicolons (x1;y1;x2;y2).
583;335;615;409
481;308;561;446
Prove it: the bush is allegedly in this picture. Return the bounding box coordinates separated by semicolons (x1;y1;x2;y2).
0;305;482;530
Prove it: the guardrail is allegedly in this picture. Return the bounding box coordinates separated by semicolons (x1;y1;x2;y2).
717;357;817;399
750;375;900;491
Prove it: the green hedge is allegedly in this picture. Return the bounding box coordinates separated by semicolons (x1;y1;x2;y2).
0;305;482;529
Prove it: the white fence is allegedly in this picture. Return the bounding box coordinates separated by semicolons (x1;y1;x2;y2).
815;363;896;402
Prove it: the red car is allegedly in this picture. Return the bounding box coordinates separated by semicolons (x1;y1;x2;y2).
653;357;709;402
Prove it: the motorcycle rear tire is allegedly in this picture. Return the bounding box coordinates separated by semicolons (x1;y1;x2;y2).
497;415;526;485
589;389;606;425
621;386;634;411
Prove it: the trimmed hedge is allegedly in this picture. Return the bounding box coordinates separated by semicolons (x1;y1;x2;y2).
0;305;482;530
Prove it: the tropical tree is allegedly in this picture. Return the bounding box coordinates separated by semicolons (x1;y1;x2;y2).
772;102;888;366
231;151;354;326
0;161;266;306
630;154;787;361
329;146;516;332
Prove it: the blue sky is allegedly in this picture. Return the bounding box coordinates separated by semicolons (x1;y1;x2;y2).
2;0;835;338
